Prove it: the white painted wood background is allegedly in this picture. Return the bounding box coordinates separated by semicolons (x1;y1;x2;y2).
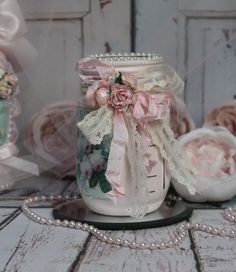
16;0;236;134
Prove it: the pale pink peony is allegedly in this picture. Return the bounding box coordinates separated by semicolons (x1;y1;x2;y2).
205;101;236;136
108;83;134;111
170;96;195;138
172;127;236;202
184;135;236;178
24;100;78;178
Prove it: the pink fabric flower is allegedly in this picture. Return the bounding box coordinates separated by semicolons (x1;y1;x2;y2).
108;83;134;111
182;129;236;178
205;101;236;136
24;100;77;178
170;96;195;138
172;127;236;202
86;80;110;107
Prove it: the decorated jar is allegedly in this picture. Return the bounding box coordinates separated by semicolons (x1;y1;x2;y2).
76;53;193;217
0;51;21;190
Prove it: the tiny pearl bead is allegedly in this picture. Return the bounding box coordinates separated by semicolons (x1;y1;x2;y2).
201;224;207;231
130;241;137;249
229;230;236;237
228;207;233;212
166;241;174;248
55;219;61;226
47;219;54;225
123;240;130;247
149;243;157;250
81;223;88;231
107;238;114;244
49;195;55;201
193;223;200;230
57;195;63;200
92;228;98;233
139;242;147;249
206;226;213;233
75;222;82;229
102;235;108;242
41;196;47;201
69;221;76;228
212;228;219;235
88;226;94;232
62;220;69;227
220;230;227;237
160;242;165;249
186;223;192;229
174;238;181;245
40;218;46;224
114;238;121;245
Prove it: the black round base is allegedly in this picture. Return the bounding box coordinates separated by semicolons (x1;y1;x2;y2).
53;198;192;230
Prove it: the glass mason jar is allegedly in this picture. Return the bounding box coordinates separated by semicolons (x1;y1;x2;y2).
76;53;184;217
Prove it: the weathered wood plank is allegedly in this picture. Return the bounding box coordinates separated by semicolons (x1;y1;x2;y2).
190;209;236;272
0;208;89;272
75;226;197;272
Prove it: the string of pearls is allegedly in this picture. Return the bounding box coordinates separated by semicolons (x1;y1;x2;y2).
21;194;236;250
88;53;163;66
0;183;12;191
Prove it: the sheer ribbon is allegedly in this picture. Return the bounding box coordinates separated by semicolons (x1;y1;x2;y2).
0;0;37;71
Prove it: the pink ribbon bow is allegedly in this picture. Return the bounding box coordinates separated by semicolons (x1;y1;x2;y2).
77;58;171;196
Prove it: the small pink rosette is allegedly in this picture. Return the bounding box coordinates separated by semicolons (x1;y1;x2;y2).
172;127;236;202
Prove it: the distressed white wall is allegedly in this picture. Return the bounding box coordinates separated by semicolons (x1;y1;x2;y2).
18;0;131;137
17;0;236;135
136;0;236;125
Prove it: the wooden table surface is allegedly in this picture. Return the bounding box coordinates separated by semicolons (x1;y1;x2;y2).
0;176;236;272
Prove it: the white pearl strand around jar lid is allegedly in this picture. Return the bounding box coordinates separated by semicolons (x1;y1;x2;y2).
88;53;164;66
21;194;236;250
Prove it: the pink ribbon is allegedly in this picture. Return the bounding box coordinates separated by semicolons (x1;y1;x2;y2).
0;0;37;72
77;58;171;195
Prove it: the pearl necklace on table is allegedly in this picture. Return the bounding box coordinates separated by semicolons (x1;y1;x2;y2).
21;194;236;250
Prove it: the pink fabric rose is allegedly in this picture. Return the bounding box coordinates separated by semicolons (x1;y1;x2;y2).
172;127;236;202
184;135;236;178
86;80;110;107
108;83;134;111
170;96;195;138
24;100;78;178
205;101;236;136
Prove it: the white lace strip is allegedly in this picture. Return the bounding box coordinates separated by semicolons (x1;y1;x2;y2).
77;105;113;145
127;117;149;218
148;121;197;195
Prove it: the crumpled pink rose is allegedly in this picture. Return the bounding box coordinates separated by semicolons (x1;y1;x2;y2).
108;83;134;111
172;127;236;202
170;96;195;138
24;100;78;178
205;101;236;136
183;133;236;178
